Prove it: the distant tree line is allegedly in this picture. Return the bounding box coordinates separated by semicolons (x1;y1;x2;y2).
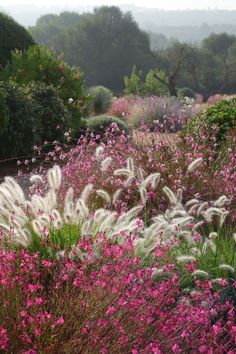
28;8;236;98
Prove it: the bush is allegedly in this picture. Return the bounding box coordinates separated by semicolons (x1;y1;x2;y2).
185;98;236;144
178;87;195;99
0;12;35;67
0;81;70;157
84;115;128;134
124;65;168;96
88;86;113;115
128;96;197;131
0;45;88;127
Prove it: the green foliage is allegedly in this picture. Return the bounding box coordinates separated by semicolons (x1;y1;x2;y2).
0;87;8;134
204;98;236;140
50;6;153;92
124;65;168;96
0;81;70;157
88;86;113;115
0;12;34;67
185;98;236;144
84;115;128;134
29;12;81;44
178;87;195;98
0;45;87;127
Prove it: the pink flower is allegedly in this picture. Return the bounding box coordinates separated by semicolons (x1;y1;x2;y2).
106;306;116;315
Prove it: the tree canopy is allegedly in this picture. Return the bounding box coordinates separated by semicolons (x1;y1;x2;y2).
0;12;35;67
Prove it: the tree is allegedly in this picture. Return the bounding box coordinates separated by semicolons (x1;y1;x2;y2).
153;42;193;96
0;12;34;67
52;7;154;92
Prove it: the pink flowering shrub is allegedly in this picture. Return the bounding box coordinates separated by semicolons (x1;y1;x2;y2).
207;94;236;105
0;238;235;353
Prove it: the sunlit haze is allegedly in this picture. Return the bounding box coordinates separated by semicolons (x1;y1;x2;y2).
2;0;236;10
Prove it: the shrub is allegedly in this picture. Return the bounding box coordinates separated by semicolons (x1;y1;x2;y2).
124;65;168;96
108;96;137;119
0;45;87;127
128;96;197;131
0;81;70;157
178;87;195;99
84;115;128;135
186;98;236;144
88;85;113;115
0;12;34;67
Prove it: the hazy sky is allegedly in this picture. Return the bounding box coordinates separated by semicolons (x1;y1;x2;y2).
3;0;236;10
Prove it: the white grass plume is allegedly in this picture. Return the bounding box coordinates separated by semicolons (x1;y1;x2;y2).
187;157;203;173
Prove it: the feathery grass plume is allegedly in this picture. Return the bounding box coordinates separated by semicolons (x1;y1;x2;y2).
186;199;200;207
0;186;17;211
64;188;74;209
127;157;135;173
32;219;44;237
114;168;131;177
176;189;183;203
101;157;112;172
209;232;217;240
39;214;50;226
81;219;94;236
118;206;143;223
197;202;209;216
98;212;117;233
0;222;11;233
220;211;229;226
192;270;209;278
163;186;178;205
176;255;196;263
143;173;161;189
213;195;228;207
190;247;202;257
95;145;104;160
187;157;203;173
45;190;57;213
80;184;93;204
124;175;135;187
188;203;201;215
178;231;195;245
112;189;122;203
192;221;204;231
30;175;43;184
139;186;148;204
170;210;188;218
4;177;25;205
137;168;145;182
51;209;63;229
96;189;111;204
30;195;46;215
16;228;32;247
202;240;216;254
47;165;62;190
218;264;235;273
75;199;89;219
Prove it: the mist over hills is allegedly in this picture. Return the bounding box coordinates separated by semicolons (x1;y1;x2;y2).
2;4;236;43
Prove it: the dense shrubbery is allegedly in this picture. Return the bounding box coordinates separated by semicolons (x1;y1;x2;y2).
0;81;70;157
185;98;236;144
108;95;201;131
178;87;195;98
84;115;128;135
0;12;34;67
0;45;88;128
88;85;113;115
